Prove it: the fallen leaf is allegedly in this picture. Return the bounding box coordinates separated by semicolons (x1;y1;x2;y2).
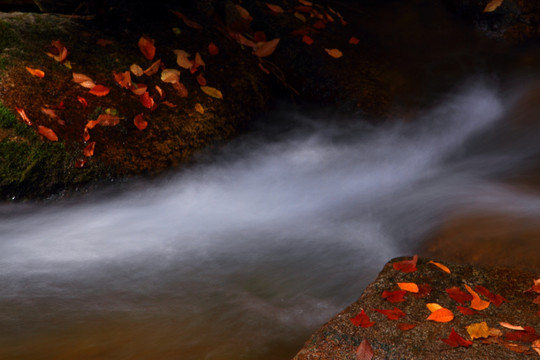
298;0;313;5
133;113;147;130
265;3;284;14
46;40;68;62
161;69;181;83
196;73;207;86
62;60;72;69
499;322;525;331
254;38;280;58
254;31;267;43
489;328;503;337
392;255;418;273
533;339;540;355
74;158;87;168
113;71;131;89
235;4;252;22
428;260;451;274
89;85;110;97
37;125;58;141
474;285;506;306
173;82;189;97
83;127;90;141
427;308;454;323
138;36;156;60
96;38;113;47
501;341;531;353
373;307;406;320
170;10;203;29
83;141;96;157
201;86;223;99
414;283;432;298
41;107;58;119
356;339;374;360
192;52;205;72
294;12;307;23
258;62;270;74
464;284;490;310
162;101;177;108
130;64;144;77
325;48;343;58
208;42;219;56
466;322;490;340
155;85;165;99
313;20;326;29
505;327;539;342
534;295;540;304
397;282;419;293
483;0;504;12
73;72;95;88
95;114;121;126
77;96;88;108
26;66;45;78
130;83;148;96
230;32;257;48
295;5;312;14
381;290;407;303
398;323;416;331
446;286;473;304
426;303;443;312
302;35;314;45
174;49;192;69
15;107;32;126
140;92;155;109
350;309;375;328
442;328;473;347
349;36;360;45
144;59;162;76
457;306;477;315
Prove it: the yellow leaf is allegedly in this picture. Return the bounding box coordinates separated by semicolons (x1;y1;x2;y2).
428;260;451;274
397;282;419;293
464;284;490;310
427;308;454;323
483;0;504;12
466;322;490;340
325;48;343;58
195;103;204;114
201;86;223;99
426;303;443;312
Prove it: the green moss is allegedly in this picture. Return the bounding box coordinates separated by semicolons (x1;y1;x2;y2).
0;20;18;52
0;103;37;139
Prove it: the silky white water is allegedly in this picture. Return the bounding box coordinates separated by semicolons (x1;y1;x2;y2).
1;81;540;359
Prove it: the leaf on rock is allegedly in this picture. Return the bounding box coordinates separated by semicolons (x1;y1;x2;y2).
201;86;223;99
77;96;88;108
392;255;418;273
302;35;314;45
174;49;192;69
161;69;181;83
294;12;307;23
46;40;68;62
134;113;147;130
446;286;473;304
37;125;58;141
350;309;375;328
140;92;155;109
15;107;32;126
143;59;162;76
464;284;490;310
194;103;204;114
356;339;374;360
325;48;343;58
130;64;144;77
474;285;506;306
373;307;406;320
162;101;177;108
208;42;219;56
397;282;419;293
192;52;205;72
467;322;490;339
265;3;284;14
426;303;443;312
483;0;504;12
381;290;407;303
442;328;473;347
138;36;156;60
428;260;451;274
89;85;110;97
427;308;454;323
414;283;432;299
253;38;280;58
505;327;539;342
26;66;45;78
398;323;416;331
83;141;96;157
457;306;477;315
313;20;326;29
349;36;360;45
113;71;132;89
254;31;267;43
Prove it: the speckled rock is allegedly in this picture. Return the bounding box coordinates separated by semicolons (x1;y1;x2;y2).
293;257;539;359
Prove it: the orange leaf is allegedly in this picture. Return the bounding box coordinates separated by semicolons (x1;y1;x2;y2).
533;339;540;355
83;141;96;157
143;59;162;76
397;282;419;293
133;113;147;130
96;114;121;126
77;96;88;108
483;0;504;13
325;48;343;58
428;260;451;274
392;255;418;273
464;284;490;310
265;3;284;14
138;36;156;60
130;83;148;96
349;36;360;45
26;66;45;78
427;308;454;323
140;92;155;109
253;38;280;58
196;73;207;86
201;86;223;99
426;303;443;312
37;125;58;141
355;338;374;360
41;107;58;119
192;52;205;71
466;322;490;339
162;101;177;108
398;323;416;331
113;71;131;89
89;85;110;97
15;107;32;126
302;35;314;45
372;307;406;320
155;85;165;99
83;126;90;141
208;42;219;56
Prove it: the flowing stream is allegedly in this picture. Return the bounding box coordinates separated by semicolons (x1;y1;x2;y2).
2;80;540;359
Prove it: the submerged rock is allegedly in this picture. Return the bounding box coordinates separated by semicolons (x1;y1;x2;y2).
293;257;539;359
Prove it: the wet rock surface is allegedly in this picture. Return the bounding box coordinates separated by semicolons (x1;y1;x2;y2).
293;257;540;359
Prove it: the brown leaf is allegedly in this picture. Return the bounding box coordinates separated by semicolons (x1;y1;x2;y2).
201;86;223;99
162;101;177;108
140;92;155;109
161;69;181;83
466;322;490;339
74;158;87;168
37;125;58;141
325;48;343;58
446;286;473;304
254;31;267;43
26;66;45;78
170;10;203;29
349;36;360;45
356;339;374;360
254;38;280;58
96;114;121;126
194;103;204;114
302;35;314;45
41;107;58;119
155;85;165;99
235;4;253;22
174;49;192;69
73;72;95;88
15;107;32;126
144;59;162;76
83;141;96;157
173;82;189;97
313;20;326;29
533;339;540;355
133;113;147;130
138;36;156;60
46;40;68;62
130;83;148;96
196;73;207;86
414;283;432;299
96;38;113;47
88;85;110;97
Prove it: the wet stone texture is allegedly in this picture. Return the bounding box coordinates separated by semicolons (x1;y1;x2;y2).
293;257;540;360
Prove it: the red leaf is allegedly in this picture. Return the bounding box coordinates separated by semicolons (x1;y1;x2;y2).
133;113;147;130
350;310;375;328
534;295;540;304
474;285;507;307
37;125;58;141
74;158;87;168
196;73;207;86
88;85;110;97
83;141;96;157
208;42;219;56
254;31;267;43
355;339;374;360
392;255;418;272
302;35;314;45
253;38;280;58
381;290;407;303
349;36;360;45
398;323;416;331
140;92;155;109
113;71;132;89
138;36;156;60
456;306;478;315
442;328;472;348
15;107;32;126
505;327;539;343
313;20;326;29
372;307;406;320
414;283;432;299
77;96;88;108
446;287;473;304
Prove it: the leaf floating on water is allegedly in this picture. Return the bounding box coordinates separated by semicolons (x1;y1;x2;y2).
350;309;375;328
26;66;45;78
83;141;96;157
15;107;32;126
138;36;156;60
37;125;58;141
483;0;504;12
397;282;419;293
253;38;280;58
134;113;147;130
201;86;223;99
442;328;472;348
355;338;374;360
428;260;451;273
89;85;110;97
325;48;343;58
427;308;454;323
464;284;490;310
392;255;418;273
